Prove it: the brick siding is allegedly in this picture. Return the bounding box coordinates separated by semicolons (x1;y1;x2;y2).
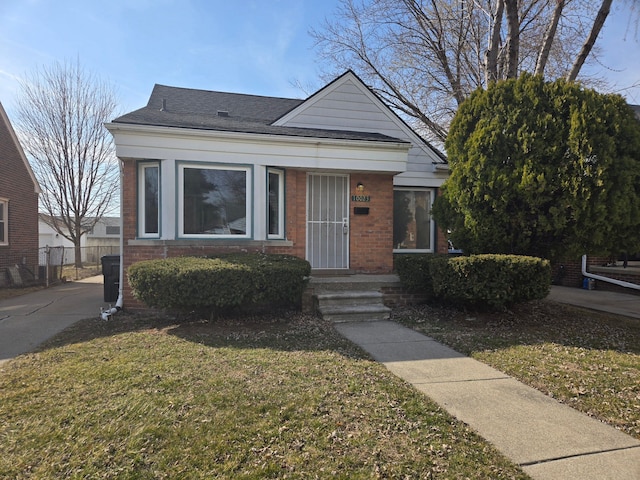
0;112;39;286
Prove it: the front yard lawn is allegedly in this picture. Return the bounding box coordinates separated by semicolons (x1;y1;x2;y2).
0;312;528;479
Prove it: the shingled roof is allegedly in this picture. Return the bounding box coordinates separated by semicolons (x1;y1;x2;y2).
113;84;408;144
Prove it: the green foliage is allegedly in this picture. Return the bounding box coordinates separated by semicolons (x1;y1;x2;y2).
396;254;550;310
395;254;448;297
127;254;311;312
434;73;640;260
430;254;551;310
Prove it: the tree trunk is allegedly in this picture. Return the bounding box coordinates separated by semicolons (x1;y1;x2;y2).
485;0;505;84
504;0;520;78
566;0;613;82
74;223;83;269
535;0;565;76
74;242;83;269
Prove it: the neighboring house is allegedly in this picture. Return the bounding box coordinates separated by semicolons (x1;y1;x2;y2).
0;102;41;287
86;216;120;249
106;70;449;308
39;215;120;264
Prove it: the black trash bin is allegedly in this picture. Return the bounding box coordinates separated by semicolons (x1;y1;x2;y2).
101;255;121;303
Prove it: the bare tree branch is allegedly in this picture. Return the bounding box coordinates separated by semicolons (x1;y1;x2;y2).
566;0;612;81
535;0;565;76
485;0;505;84
15;59;119;267
312;0;629;143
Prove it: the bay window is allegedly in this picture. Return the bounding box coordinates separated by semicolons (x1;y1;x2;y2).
179;164;251;238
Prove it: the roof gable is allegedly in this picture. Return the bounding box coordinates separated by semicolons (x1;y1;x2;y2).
0;102;41;194
273;70;445;163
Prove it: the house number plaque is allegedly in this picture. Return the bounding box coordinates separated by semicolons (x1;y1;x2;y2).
351;195;371;202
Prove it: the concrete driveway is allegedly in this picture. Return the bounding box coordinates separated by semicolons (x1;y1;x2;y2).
0;276;104;364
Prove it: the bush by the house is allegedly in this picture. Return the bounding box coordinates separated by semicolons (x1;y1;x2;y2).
397;254;551;310
394;254;448;297
127;253;311;312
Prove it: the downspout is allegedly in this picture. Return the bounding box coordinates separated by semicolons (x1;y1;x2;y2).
101;160;125;320
581;254;640;291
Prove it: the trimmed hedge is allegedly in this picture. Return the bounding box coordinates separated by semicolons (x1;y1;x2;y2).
394;254;448;297
397;254;551;310
127;253;311;312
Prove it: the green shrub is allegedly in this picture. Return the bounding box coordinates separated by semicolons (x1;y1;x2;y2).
430;254;551;310
395;254;448;297
127;254;311;312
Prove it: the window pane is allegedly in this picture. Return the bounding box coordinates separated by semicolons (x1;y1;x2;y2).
393;190;431;250
268;172;280;236
183;167;247;235
144;166;159;234
0;202;5;243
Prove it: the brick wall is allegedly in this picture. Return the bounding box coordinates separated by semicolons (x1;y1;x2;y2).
349;174;395;273
553;255;640;296
0;112;39;286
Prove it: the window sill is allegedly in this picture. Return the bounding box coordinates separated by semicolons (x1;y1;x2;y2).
128;238;294;247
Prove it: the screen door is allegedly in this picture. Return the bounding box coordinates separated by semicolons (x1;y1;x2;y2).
306;173;349;269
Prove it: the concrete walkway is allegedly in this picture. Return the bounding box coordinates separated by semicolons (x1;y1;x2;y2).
548;285;640;319
0;276;104;365
335;314;640;479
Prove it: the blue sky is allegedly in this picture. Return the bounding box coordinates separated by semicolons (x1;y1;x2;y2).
1;0;639;120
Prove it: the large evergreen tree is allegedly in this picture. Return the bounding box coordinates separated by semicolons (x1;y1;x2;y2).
432;74;640;260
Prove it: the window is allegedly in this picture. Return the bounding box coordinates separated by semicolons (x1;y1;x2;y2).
138;163;160;237
268;169;284;238
393;188;434;252
106;225;120;235
0;198;7;245
179;164;251;238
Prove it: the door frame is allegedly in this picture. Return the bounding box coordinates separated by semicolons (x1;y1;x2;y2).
306;173;350;270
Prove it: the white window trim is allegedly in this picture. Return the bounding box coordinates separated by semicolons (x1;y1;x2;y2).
393;187;435;253
267;168;285;239
0;197;8;245
177;162;252;239
138;162;160;238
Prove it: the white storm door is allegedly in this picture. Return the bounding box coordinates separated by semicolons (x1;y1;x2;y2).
307;174;349;269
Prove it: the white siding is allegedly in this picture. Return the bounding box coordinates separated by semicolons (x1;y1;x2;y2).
108;125;410;174
274;73;446;188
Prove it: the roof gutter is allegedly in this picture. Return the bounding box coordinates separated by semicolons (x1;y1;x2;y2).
104;122;411;151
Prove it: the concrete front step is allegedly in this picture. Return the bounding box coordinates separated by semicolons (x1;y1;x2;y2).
316;290;384;306
316;290;391;323
309;274;401;293
318;303;391;323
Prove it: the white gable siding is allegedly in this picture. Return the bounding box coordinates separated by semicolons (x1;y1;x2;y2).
275;74;446;188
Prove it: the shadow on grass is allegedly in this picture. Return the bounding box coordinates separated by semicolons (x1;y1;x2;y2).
391;299;640;356
34;307;368;359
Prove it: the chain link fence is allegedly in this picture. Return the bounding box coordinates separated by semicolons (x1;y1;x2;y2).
1;245;120;288
39;245;120;284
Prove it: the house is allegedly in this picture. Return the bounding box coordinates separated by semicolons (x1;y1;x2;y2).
0;102;41;287
38;215;120;265
106;70;449;308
